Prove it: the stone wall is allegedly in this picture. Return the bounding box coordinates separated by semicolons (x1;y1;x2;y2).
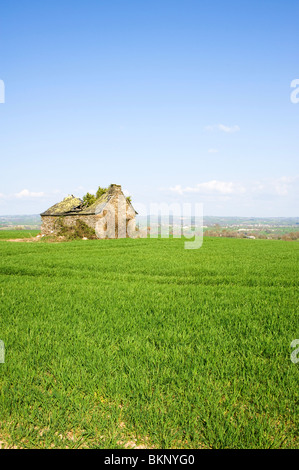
40;216;57;235
41;214;98;236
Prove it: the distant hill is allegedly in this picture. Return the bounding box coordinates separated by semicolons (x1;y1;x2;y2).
0;214;41;230
136;215;299;227
0;214;298;232
135;215;299;240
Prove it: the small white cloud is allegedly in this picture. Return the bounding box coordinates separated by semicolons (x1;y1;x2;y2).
252;176;298;197
204;124;240;133
169;184;184;195
218;124;240;133
169;180;245;195
15;189;45;199
168;176;298;207
208;148;219;153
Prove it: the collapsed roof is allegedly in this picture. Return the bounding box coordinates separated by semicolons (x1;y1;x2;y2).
40;184;137;216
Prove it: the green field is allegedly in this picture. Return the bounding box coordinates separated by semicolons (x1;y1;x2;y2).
0;230;40;240
0;232;298;449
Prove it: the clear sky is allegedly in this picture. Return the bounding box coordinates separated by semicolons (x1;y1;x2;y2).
0;0;298;216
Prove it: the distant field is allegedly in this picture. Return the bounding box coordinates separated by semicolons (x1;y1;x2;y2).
0;234;298;449
0;230;40;239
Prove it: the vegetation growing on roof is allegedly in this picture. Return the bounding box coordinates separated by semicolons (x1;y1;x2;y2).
82;186;132;208
41;195;83;216
95;186;108;199
82;186;108;208
82;192;97;208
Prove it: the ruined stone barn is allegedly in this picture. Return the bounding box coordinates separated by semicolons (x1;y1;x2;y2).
40;184;138;238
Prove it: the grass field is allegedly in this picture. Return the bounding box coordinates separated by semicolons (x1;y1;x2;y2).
0;230;40;239
0;231;298;448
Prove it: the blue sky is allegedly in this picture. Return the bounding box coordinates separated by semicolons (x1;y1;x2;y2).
0;0;298;216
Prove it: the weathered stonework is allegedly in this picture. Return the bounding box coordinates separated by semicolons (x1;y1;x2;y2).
40;184;137;239
40;214;98;236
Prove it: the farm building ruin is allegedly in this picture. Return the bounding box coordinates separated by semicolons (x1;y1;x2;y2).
40;184;138;238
